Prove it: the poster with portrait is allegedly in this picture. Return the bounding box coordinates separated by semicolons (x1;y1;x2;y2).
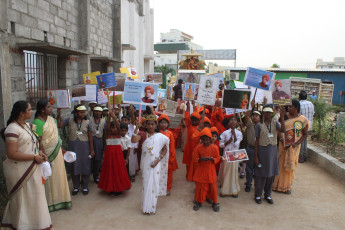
120;67;139;79
96;72;116;89
244;67;276;91
176;99;186;114
47;89;71;108
158;89;167;100
194;84;199;100
222;89;251;109
283;128;296;147
144;73;162;84
167;85;173;100
163;100;178;117
123;81;159;106
197;75;219;106
224;149;249;163
83;71;100;85
107;73;126;91
177;70;206;84
271;79;292;106
183;83;196;101
97;90;108;105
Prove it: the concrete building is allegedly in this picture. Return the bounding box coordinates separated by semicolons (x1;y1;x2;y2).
154;29;203;71
316;57;345;69
0;0;154;170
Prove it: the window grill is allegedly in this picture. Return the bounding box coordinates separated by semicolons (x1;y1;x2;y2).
24;51;58;108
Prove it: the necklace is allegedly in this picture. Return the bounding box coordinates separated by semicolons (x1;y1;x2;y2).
146;133;155;155
15;121;37;152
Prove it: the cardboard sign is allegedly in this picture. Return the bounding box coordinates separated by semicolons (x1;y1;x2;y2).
169;114;182;128
244;67;275;91
224;149;249;162
83;71;100;84
96;72;116;89
71;84;86;98
158;89;167;99
72;84;97;102
47;89;71;108
271;79;292;106
222;90;251;109
167;85;173;100
123;81;159;106
97;90;108;105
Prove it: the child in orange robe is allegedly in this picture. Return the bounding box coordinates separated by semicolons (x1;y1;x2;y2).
192;128;220;212
183;103;201;180
210;127;220;174
211;101;226;134
158;114;178;195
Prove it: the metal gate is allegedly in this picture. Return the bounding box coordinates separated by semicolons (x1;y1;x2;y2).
24;50;58;107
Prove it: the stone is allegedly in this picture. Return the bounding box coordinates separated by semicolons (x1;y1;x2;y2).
11;0;28;14
51;0;62;8
31;28;44;40
37;20;50;32
66;31;74;40
28;5;54;23
7;9;21;23
56;26;66;37
21;14;37;27
54;34;64;45
54;15;65;28
49;3;58;15
15;24;30;37
37;0;50;11
49;24;56;34
58;8;68;20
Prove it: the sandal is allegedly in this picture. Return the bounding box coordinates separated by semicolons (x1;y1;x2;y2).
284;190;291;194
130;177;135;182
82;188;89;195
72;188;79;196
240;172;245;179
193;202;202;211
212;203;220;212
206;198;212;204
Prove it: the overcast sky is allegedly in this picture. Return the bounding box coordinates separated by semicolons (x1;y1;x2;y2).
151;0;345;68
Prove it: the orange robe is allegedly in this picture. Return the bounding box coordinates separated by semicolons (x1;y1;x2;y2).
187;129;203;181
183;111;198;179
211;108;226;134
160;130;178;192
192;144;220;204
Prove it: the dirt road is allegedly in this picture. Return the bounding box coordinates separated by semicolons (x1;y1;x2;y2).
51;149;345;230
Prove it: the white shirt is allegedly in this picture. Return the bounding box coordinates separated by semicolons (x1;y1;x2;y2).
120;135;131;151
219;128;243;151
127;124;138;148
299;100;314;131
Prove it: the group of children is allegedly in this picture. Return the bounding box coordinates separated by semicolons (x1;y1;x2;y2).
57;96;289;214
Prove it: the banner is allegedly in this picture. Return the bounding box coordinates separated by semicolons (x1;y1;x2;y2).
197;75;219;105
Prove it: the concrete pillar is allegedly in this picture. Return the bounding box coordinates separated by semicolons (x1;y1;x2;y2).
78;0;90;51
107;62;114;73
58;56;78;88
78;55;90;84
113;0;122;72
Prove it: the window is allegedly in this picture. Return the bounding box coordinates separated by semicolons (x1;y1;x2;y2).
24;50;58;108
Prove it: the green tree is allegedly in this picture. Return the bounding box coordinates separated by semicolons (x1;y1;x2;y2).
271;63;280;68
312;99;330;141
153;65;175;88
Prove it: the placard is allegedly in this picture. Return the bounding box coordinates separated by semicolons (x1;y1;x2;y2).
271;79;292;106
222;90;251;109
167;85;173;100
225;108;249;115
47;89;71;108
183;83;196;101
96;72;116;89
83;71;100;84
197;75;219;106
169;114;182;128
177;70;206;84
71;84;86;98
244;67;275;91
144;73;162;84
176;99;186;114
72;84;98;102
123;81;159;106
158;89;167;99
224;149;249;162
120;67;139;79
97;90;108;105
108;74;126;91
163;100;178;117
284;128;295;147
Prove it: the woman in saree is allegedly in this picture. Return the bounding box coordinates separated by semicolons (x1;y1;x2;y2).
33;99;72;212
1;100;52;229
131;115;169;215
273;100;309;194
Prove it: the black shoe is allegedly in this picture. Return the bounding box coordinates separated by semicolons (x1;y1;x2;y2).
212;203;220;212
265;196;274;204
193;202;202;211
94;178;99;184
72;188;79;196
82;189;89;195
240;172;245;179
298;158;305;163
255;197;262;204
245;186;251;193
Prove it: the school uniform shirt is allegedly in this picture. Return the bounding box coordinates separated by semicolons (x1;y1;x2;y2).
127;124;139;148
120;135;131;152
219;128;243;151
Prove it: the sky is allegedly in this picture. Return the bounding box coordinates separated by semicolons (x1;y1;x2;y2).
151;0;345;68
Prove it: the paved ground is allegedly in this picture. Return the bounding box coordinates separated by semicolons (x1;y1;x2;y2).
51;149;345;230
